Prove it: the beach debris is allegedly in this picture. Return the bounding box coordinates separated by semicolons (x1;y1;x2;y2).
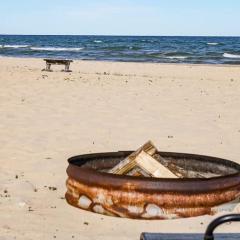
48;186;57;191
64;77;75;82
28;206;34;212
108;141;179;178
18;201;27;208
2;193;10;198
42;74;48;79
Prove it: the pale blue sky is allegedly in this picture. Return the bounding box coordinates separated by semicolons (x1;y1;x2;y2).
1;0;240;36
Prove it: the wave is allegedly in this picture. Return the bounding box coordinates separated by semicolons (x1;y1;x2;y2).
141;39;155;43
163;51;190;59
94;40;102;43
223;53;240;59
128;46;141;50
207;42;219;46
30;47;83;52
165;56;188;59
3;44;29;48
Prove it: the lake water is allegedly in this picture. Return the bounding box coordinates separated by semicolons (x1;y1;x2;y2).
1;35;240;64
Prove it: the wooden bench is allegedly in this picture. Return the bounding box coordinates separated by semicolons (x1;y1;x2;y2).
43;59;73;72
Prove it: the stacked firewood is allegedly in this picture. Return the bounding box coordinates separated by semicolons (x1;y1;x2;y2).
108;141;183;178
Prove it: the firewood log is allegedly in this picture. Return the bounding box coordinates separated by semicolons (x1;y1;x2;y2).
108;141;157;175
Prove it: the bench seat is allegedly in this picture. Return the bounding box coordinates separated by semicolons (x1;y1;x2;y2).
43;59;73;72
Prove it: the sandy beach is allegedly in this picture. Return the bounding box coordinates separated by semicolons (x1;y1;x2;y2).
0;57;240;239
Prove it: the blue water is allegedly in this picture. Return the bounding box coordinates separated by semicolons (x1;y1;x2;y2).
1;35;240;64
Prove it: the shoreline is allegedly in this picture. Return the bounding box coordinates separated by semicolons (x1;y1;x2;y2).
1;55;240;68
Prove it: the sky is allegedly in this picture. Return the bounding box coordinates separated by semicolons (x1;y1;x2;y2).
1;0;240;36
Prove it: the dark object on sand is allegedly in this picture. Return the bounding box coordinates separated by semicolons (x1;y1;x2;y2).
43;59;73;72
141;214;240;240
65;151;240;219
204;214;240;240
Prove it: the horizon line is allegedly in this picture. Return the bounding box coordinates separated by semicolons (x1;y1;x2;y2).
1;34;240;37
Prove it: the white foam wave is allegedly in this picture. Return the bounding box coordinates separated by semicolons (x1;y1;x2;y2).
30;47;83;52
4;44;29;48
223;53;240;59
165;56;188;59
207;42;219;46
94;40;102;43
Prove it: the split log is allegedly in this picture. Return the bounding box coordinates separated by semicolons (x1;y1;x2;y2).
127;166;151;177
135;151;178;178
108;141;157;175
154;154;208;178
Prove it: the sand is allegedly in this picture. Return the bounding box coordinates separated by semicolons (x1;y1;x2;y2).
0;57;240;239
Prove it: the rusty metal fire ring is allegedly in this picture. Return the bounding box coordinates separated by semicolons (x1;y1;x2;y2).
65;151;240;220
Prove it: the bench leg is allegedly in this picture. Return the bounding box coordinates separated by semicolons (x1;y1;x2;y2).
46;63;51;71
64;63;72;72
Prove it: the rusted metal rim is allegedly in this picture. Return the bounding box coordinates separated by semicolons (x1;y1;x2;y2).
67;151;240;193
66;151;240;219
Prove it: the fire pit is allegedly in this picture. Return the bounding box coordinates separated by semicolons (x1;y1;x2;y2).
65;151;240;219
